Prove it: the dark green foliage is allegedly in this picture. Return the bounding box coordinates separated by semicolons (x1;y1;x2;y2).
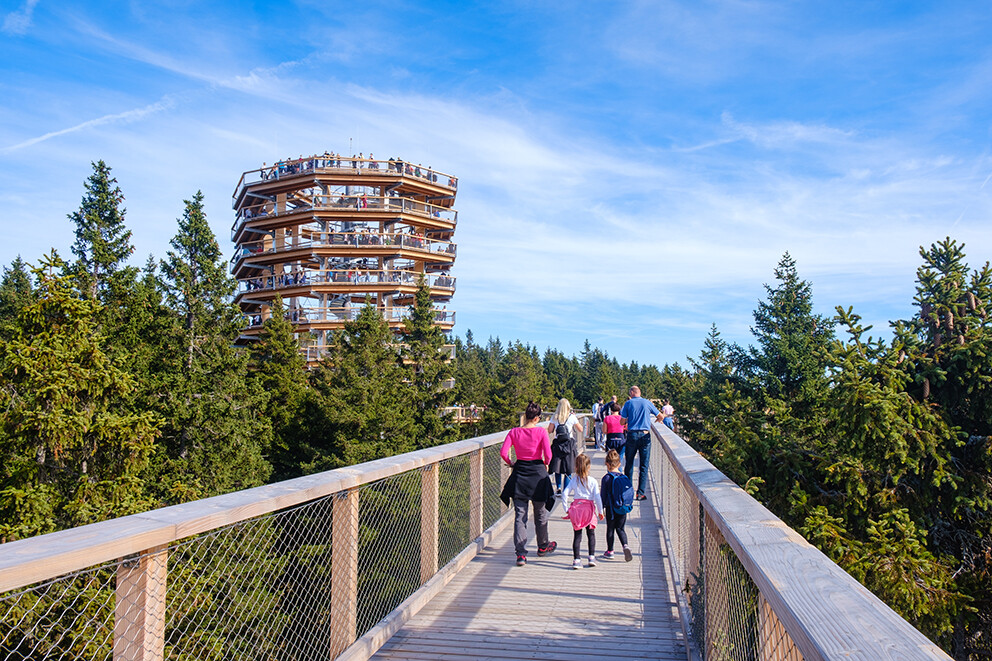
680;244;992;654
401;278;458;449
0;257;33;336
248;295;309;481
0;253;160;540
68;161;135;301
149;192;271;500
301;303;416;470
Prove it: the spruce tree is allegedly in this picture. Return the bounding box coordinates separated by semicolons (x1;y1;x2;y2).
0;252;160;540
401;279;457;448
68;161;134;300
304;303;416;469
249;295;309;480
151;192;271;500
0;256;33;335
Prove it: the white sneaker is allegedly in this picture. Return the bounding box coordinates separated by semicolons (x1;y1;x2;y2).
623;546;633;562
572;558;582;569
588;555;597;567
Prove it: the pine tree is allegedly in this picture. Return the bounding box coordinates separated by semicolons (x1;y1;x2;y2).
0;252;160;540
160;191;241;370
248;295;309;480
304;303;416;470
483;341;547;432
0;256;33;335
68;161;135;300
401;279;457;449
151;192;271;500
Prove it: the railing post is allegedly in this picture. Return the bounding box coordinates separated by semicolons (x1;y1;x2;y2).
330;487;360;658
420;464;440;584
114;545;167;661
703;511;731;660
469;448;484;539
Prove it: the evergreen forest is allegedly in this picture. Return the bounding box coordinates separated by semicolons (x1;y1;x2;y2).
0;161;990;658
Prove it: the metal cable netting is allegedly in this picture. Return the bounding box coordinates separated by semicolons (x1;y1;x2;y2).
0;445;511;661
653;433;803;661
0;561;118;659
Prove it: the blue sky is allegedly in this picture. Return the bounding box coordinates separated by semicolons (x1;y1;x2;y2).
2;1;991;368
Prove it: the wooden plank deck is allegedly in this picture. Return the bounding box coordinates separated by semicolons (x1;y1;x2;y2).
373;448;688;661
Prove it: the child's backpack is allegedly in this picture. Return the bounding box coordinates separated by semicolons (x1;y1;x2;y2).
609;472;635;514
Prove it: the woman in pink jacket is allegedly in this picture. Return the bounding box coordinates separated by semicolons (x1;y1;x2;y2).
499;401;558;567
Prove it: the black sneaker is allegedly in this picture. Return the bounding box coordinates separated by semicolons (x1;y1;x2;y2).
537;541;557;556
516;555;526;567
635;494;647;501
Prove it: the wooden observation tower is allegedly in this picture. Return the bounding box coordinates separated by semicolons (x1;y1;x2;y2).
230;155;458;361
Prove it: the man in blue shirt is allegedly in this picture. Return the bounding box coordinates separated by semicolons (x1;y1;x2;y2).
619;386;663;500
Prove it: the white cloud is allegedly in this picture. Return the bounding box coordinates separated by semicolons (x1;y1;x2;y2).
2;0;39;35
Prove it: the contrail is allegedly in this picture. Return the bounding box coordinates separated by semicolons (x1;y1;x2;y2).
1;100;170;153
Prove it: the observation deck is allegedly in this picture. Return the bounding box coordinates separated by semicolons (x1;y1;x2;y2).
0;423;952;661
230;155;459;358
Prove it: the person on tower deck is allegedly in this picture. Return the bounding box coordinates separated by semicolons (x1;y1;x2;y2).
620;386;663;501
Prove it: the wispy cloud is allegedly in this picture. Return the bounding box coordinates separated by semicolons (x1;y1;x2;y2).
1;99;172;153
2;0;39;35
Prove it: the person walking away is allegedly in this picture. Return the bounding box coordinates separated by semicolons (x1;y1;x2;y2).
600;450;634;561
500;401;558;566
547;398;582;494
592;397;605;451
560;454;604;569
620;386;663;501
661;399;676;430
602;401;626;467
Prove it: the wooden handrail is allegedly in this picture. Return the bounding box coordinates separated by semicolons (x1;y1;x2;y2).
651;422;952;660
0;432;505;595
232;157;458;200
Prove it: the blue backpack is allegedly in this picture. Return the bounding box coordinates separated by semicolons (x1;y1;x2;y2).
609;472;634;515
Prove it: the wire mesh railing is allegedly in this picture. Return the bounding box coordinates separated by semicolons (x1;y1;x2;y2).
0;432;510;661
649;423;952;661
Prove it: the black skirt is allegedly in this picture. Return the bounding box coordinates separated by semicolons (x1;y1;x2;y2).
500;459;555;510
548;437;576;475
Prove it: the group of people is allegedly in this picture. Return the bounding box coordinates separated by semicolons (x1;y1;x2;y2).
500;387;671;568
254;153;458;190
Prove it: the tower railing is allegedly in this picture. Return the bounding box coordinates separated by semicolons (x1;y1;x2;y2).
235;269;455;296
0;433;510;661
231;195;458;241
233;157;458;200
649;422;952;660
231;232;456;269
243;306;456;329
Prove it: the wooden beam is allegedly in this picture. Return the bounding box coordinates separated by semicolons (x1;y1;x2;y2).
420;464;439;584
330;488;360;658
114;545;167;661
651;424;952;661
468;449;484;540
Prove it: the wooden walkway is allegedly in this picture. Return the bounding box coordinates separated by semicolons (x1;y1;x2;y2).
373;449;688;661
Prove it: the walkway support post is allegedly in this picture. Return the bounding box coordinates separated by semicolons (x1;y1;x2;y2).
331;487;360;658
420;464;439;584
114;545;167;661
469;449;484;539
